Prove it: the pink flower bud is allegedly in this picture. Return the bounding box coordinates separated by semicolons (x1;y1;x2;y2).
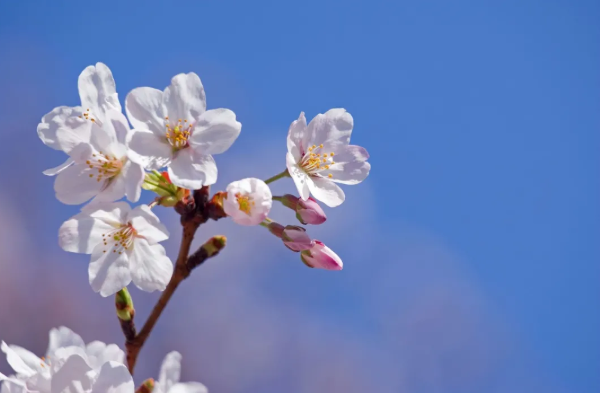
295;197;327;225
281;225;314;251
300;241;343;270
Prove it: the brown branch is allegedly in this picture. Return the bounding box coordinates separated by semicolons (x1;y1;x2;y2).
123;186;228;374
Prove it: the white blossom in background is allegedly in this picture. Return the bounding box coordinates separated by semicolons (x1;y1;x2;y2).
286;109;371;207
37;63;144;205
154;352;208;393
223;178;272;226
59;202;173;297
0;326;133;393
125;72;241;190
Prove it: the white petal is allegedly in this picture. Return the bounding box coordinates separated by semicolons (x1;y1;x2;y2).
85;342;124;370
51;354;93;393
188;108;241;155
127;129;172;170
0;378;27;393
43;158;74;176
4;345;43;376
82;201;130;225
90;173;126;205
307;176;345;207
78;63;121;120
286;112;307;160
122;160;144;203
88;243;132;297
127;205;169;244
169;382;209;393
38;106;88;153
90;361;134;393
286;153;310;200
323;145;370;185
168;149;217;189
162;73;206;122
158;351;182;393
305;108;353;150
129;239;172;293
1;342;36;377
125;87;165;135
54;163;105;205
47;327;85;356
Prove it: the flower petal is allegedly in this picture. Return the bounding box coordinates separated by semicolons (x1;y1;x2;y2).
43;158;74;176
38;106;89;153
50;353;93;393
47;327;85;356
78;62;121;120
122;160;144;203
129;238;172;293
90;361;134;393
85;342;124;370
169;382;209;393
127;205;169;244
89;243;132;297
286;153;310;200
127;129;172;170
54;163;105;205
162;73;206;122
167;149;217;190
287;112;307;160
125;87;165;135
82;201;131;225
4;345;43;375
305;108;353;150
322;145;370;185
158;351;182;393
307;176;345;207
224;178;272;226
1;342;36;377
89;172;126;205
188;108;241;155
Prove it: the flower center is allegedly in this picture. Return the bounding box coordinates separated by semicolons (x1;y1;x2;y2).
101;223;137;255
300;144;335;178
236;193;255;215
86;151;124;182
165;116;193;150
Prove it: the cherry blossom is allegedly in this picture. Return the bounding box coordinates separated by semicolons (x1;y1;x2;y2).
125;72;241;190
286;110;370;207
300;241;343;270
154;352;208;393
0;326;133;393
38;63;144;205
223;178;272;226
59;202;172;297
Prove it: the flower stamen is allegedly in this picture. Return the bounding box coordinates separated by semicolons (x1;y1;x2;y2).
101;223;137;254
236;193;256;215
165;118;193;149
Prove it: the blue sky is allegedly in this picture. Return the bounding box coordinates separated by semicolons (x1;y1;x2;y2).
0;0;598;392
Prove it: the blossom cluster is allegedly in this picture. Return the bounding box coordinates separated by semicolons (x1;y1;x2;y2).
1;63;370;392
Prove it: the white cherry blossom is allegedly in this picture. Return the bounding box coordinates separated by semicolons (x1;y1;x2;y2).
126;72;241;190
286;109;370;207
37;63;144;205
223;178;272;226
0;327;132;393
154;352;208;393
59;202;173;297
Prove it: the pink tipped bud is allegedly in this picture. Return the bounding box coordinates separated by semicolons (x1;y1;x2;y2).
278;194;299;210
296;197;327;225
267;222;285;238
281;225;313;252
300;241;343;270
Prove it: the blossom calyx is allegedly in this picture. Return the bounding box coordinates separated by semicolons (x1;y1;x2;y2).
143;171;190;207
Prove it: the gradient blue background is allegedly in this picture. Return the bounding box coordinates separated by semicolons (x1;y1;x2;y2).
0;1;598;392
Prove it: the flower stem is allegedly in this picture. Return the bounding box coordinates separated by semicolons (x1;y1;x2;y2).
264;169;290;185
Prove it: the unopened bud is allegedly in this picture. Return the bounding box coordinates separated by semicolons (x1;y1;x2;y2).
282;225;313;252
300;240;343;270
115;288;134;321
203;236;227;257
295;197;326;225
135;378;155;393
276;195;326;225
266;222;285;238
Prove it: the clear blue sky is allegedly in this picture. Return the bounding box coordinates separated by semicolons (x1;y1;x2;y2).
0;1;598;392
